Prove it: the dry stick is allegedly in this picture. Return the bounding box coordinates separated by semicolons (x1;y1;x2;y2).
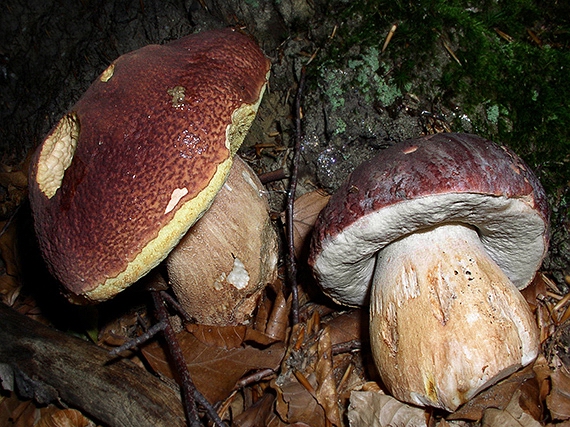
151;290;201;427
286;66;307;325
150;288;228;427
258;168;288;185
108;320;167;356
160;289;194;323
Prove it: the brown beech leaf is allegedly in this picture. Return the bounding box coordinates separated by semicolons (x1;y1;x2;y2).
272;314;343;426
327;308;366;347
287;190;330;259
347;389;429;427
0;393;39;427
272;373;326;427
481;389;541;427
547;365;570;420
233;393;276;427
184;323;253;349
36;407;96;427
449;364;539;422
315;325;342;426
142;329;286;403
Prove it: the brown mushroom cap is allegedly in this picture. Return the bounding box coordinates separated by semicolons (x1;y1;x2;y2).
309;133;549;306
29;28;270;301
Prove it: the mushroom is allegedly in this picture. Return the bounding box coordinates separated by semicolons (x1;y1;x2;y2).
28;28;275;322
167;155;278;325
308;133;549;411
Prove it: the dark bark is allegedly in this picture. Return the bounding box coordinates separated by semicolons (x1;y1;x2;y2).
0;303;185;427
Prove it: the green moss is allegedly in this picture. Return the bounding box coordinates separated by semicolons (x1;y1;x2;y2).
335;118;347;134
314;0;570;193
320;68;346;110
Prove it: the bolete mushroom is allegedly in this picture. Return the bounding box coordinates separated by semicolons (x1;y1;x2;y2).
28;28;275;321
309;133;549;411
167;155;278;325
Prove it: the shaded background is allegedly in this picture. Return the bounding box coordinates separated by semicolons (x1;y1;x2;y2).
1;0;568;285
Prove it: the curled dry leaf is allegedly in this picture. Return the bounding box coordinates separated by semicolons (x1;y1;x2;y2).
233;392;277;427
347;388;429;427
0;393;34;427
481;389;542;427
326;308;366;348
0;158;29;220
183;279;290;349
0;219;22;306
285;190;330;259
547;365;570;420
315;324;342;426
272;371;326;426
271;311;343;427
449;364;540;422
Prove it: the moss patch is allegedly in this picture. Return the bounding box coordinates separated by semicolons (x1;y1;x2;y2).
315;0;570;193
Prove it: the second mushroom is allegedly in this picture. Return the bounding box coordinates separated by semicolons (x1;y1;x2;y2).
309;132;549;411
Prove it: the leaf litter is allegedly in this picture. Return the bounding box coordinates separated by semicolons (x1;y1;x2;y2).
1;168;570;426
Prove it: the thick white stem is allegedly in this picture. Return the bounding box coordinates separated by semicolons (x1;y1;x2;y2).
369;223;539;411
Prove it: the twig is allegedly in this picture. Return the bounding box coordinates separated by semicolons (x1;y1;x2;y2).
235;368;276;389
331;339;362;355
151;286;228;427
258;168;288;184
108;320;167;356
151;290;201;427
286;66;307;325
382;23;398;53
160;289;194;323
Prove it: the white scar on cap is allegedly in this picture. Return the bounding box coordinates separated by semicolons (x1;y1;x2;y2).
165;187;189;214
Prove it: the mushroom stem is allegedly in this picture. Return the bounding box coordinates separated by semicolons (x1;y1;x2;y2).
369;223;539;412
167;157;278;325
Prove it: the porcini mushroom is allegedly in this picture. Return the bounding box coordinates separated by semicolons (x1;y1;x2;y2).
309;133;549;411
167;155;278;325
28;28;273;315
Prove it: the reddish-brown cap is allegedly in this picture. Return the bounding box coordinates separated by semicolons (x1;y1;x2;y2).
309;133;550;306
29;28;270;301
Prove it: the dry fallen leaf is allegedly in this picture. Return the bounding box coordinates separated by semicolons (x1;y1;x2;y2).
347;387;429;427
286;190;330;259
0;219;22;306
142;327;286;404
314;324;342;426
36;407;96;427
449;364;540;422
271;309;345;427
233;392;277;427
273;371;326;426
546;365;570;420
481;389;541;427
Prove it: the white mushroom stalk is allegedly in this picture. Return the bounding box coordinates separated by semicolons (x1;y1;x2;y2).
370;222;538;411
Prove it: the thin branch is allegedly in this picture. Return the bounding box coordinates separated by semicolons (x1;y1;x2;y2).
151;289;202;427
150;283;227;427
108;320;167;356
331;339;362;355
258;168;288;184
235;368;276;389
160;289;194;323
286;66;307;326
